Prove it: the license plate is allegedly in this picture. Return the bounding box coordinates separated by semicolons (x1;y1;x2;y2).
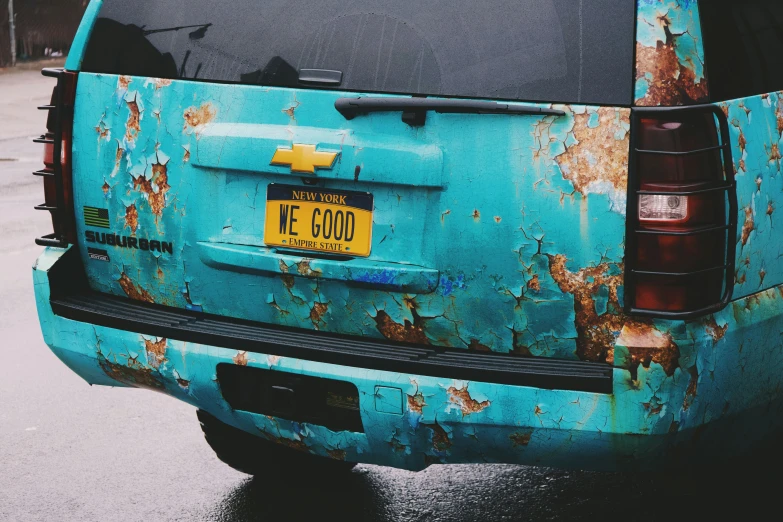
264;184;374;257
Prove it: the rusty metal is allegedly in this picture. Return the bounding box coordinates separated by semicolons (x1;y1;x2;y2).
30;0;783;473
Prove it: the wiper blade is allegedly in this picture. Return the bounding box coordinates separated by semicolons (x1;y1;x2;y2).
335;96;565;126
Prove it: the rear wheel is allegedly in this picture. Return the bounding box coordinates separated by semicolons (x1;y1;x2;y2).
197;409;356;478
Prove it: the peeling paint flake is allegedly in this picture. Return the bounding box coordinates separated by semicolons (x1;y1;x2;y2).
634;0;709;106
118;273;155;303
133;156;170;219
183;103;217;134
373;309;429;345
447;385;490;416
554;108;630;214
144;337;167;369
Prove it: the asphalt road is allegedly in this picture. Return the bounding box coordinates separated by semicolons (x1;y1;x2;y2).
0;67;780;522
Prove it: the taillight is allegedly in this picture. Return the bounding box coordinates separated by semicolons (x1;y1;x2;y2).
34;68;78;247
625;106;738;318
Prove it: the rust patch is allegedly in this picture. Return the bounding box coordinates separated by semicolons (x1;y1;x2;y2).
423;422;452;452
327;449;346;461
705;317;728;343
760;268;767;287
133;160;170;218
125;96;141;143
144;337;167;369
768;143;782;170
472;209;481;221
309;302;329;327
468;339;491;352
510;431;533;447
777;100;783;138
115;143;125;168
440;210;451;224
273;436;309;453
493;216;502;223
547;254;680;376
102;181;110;195
97;350;164;390
96;122;110;141
634;27;709;106
124;204;138;234
741;206;754;246
183;103;217;132
407;390;426;414
281;274;295;289
296;260;321;277
153;78;172;90
118;76;131;91
447;386;490;416
373;309;430;345
527;274;541;292
768;202;775;217
282;98;300;119
683;367;698;411
118;273;154;303
233;351;248;366
554;108;629;200
616;324;680;377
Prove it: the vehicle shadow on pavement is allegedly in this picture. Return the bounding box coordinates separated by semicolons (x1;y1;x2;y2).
205;451;783;522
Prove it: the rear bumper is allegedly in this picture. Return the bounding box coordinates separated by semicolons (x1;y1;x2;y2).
34;247;783;471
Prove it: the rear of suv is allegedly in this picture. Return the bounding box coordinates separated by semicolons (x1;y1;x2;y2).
32;0;783;474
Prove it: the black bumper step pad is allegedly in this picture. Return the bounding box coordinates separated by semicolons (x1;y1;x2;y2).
50;292;613;393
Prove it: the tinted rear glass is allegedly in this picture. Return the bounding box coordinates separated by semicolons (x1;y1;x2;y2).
81;0;635;106
701;0;783;101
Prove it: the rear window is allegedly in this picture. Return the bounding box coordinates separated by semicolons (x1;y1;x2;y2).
701;0;783;101
81;0;636;106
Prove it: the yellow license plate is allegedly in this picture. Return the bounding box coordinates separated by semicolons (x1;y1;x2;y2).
264;184;374;257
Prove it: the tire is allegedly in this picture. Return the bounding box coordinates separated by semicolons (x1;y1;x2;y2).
197;409;356;478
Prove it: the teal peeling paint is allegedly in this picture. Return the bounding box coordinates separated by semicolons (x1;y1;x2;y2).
34;247;783;471
71;73;632;360
635;0;709;106
721;92;783;299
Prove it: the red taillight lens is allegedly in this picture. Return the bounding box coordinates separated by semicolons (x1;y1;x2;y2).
626;107;737;317
34;69;78;247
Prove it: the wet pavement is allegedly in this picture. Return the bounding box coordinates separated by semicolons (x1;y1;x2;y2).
1;68;781;522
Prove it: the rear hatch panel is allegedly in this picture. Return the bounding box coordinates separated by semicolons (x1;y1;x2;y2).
72;73;631;360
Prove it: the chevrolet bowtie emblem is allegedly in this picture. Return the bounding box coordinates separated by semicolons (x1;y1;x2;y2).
271;144;339;174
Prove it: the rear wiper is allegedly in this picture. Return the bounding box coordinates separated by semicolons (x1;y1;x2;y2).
335;96;565;126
